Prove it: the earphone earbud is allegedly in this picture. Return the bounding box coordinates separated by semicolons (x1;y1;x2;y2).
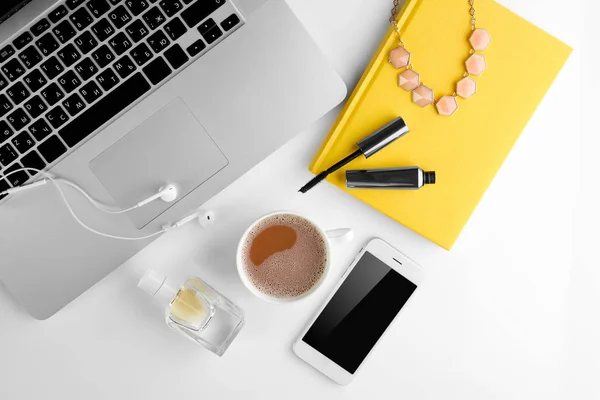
136;184;178;207
163;208;215;231
196;209;215;228
158;184;178;203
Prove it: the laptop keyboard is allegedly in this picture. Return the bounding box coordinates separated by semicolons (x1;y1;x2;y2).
0;0;243;199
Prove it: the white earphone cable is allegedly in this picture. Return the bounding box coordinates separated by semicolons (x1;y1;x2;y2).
0;167;165;241
53;177;140;214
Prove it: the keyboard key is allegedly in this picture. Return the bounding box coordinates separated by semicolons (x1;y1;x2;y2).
57;43;81;67
181;0;225;28
159;0;182;18
62;93;87;116
220;13;240;32
6;82;30;105
2;58;26;81
7;108;31;131
91;18;116;41
0;45;15;63
13;32;33;50
38;136;67;163
130;43;152;65
0;121;13;142
186;38;205;57
53;20;77;43
23;69;47;92
182;0;193;3
96;68;120;91
142;56;170;84
60;73;150;146
92;45;115;68
58;70;82;93
70;7;95;31
21;150;46;173
46;106;70;129
24;95;48;119
113;55;136;78
40;56;64;79
11;131;35;153
110;0;123;5
143;7;167;30
73;36;98;60
0;143;18;166
0;95;13;118
87;0;111;18
5;163;29;186
125;19;149;42
197;18;216;35
74;58;98;80
66;0;87;10
164;17;186;41
19;45;43;69
109;5;133;29
48;5;69;23
164;44;188;69
201;25;222;44
0;72;7;91
108;32;132;55
147;30;169;53
41;83;65;106
125;0;150;16
28;119;52;140
79;81;103;103
35;32;60;56
31;18;51;37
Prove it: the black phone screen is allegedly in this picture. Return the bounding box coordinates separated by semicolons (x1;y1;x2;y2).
302;251;417;373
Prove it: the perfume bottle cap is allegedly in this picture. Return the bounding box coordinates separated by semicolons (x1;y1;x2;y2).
138;270;179;309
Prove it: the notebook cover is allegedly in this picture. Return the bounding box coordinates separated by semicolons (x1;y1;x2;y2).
309;0;572;250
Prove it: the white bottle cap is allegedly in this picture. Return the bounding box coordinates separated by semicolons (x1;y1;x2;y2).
138;270;179;309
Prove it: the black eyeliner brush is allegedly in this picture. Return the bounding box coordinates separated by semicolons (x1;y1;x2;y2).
299;116;409;193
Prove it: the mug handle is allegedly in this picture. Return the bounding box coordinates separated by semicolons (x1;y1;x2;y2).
326;228;354;246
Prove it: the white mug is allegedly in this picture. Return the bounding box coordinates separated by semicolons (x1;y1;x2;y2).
236;211;353;303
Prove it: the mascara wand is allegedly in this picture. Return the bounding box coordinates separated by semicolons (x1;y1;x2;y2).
299;116;409;193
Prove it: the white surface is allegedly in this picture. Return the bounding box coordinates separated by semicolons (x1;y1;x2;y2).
0;0;597;398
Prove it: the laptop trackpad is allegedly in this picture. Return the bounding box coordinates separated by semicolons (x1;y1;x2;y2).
89;98;228;229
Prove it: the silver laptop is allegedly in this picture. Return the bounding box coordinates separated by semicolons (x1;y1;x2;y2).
0;0;346;319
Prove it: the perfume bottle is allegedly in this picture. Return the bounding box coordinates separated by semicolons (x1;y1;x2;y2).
138;270;245;356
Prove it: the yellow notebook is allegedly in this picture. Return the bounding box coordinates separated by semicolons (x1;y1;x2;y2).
309;0;572;250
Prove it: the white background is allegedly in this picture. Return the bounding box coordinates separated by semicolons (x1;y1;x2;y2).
1;0;598;399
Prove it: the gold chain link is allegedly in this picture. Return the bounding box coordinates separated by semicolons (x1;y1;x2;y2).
468;0;476;30
390;0;477;43
390;0;405;46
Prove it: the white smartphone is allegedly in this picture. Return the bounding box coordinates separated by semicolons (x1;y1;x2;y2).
293;238;425;385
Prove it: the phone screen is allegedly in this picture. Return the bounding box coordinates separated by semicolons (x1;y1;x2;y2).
302;251;417;374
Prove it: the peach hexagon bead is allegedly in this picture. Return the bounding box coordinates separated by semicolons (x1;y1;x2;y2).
412;84;434;107
389;47;411;69
456;77;476;99
465;54;486;75
469;29;491;51
435;96;458;116
398;69;420;91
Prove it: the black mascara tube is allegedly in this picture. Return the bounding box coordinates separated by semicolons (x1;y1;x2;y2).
346;166;436;189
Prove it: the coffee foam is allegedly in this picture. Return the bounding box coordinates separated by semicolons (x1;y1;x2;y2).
242;214;327;299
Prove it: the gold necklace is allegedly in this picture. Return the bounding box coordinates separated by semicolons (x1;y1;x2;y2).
388;0;491;116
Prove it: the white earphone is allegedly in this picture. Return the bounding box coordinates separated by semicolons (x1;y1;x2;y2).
0;167;214;241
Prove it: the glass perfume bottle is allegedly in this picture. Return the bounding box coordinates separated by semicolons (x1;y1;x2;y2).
138;270;245;356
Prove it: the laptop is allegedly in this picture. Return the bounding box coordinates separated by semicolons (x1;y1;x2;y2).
0;0;346;319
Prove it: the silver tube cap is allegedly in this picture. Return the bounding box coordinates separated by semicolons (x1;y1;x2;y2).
356;116;409;158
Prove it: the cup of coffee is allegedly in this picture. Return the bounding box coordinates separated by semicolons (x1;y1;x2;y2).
236;212;353;303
